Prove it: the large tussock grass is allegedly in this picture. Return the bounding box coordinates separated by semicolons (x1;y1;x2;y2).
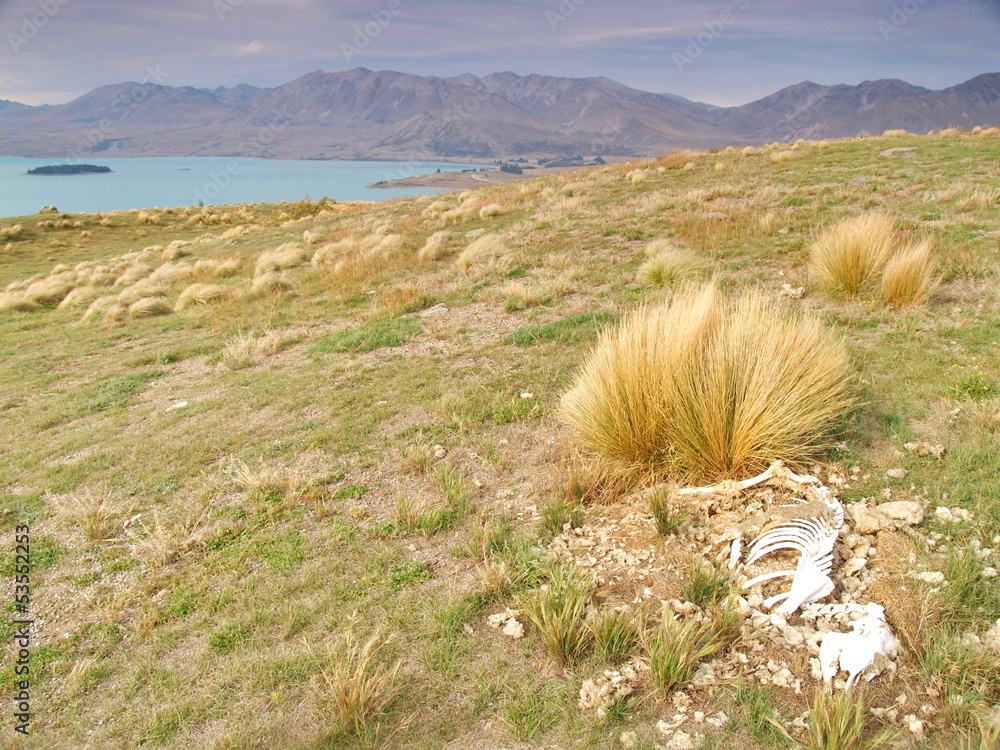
560;282;855;482
881;238;939;308
808;213;897;297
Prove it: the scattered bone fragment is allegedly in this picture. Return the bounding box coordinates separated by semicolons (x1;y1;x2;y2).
818;603;899;688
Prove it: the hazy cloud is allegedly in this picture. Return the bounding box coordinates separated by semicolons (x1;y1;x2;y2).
235;40;263;56
0;0;996;106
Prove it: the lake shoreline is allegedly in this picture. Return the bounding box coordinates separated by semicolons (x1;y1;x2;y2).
369;165;589;190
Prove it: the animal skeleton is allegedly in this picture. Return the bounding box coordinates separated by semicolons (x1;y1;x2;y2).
739;470;844;615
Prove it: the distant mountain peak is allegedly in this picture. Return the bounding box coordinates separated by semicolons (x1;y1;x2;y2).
0;70;996;159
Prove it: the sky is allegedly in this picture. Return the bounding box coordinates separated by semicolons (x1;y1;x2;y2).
1;0;998;107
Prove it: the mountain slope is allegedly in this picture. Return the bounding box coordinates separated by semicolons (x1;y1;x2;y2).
0;69;996;159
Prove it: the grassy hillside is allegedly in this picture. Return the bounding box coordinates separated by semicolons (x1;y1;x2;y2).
1;131;999;749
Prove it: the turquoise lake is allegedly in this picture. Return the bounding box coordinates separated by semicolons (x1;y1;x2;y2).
0;157;478;218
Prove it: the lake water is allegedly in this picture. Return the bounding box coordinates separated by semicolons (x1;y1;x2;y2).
0;157;478;219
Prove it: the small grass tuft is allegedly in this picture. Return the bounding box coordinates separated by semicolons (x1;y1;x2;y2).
681;561;733;609
312;626;403;739
524;565;593;665
800;689;898;750
538;493;584;538
649;488;686;535
642;611;739;697
587;608;641;664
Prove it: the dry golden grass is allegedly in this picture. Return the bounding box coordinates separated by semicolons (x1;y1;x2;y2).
80;295;121;322
478;203;504;219
114;262;153;287
770;150;795;163
311;626;402;738
175;283;233;311
255;242;310;276
0;292;41;312
560;282;855;481
148;261;195;286
23;276;75;306
251;271;293;294
117;281;168;306
51;487;123;541
882;129;910;138
129;297;173;318
57;286;104;310
881;239;939;308
417;231;453;261
455;233;514;276
311;238;356;266
807;213;898;297
637;240;706;287
221;329;298;369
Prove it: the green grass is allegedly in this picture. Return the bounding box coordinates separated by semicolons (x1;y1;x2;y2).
504;310;616;346
1;132;999;748
311;317;421;353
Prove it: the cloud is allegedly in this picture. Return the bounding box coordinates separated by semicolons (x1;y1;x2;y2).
236;40;264;56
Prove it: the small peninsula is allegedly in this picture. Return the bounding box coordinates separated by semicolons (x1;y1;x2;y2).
26;163;112;176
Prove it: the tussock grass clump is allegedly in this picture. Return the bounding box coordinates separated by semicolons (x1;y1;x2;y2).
417;231;453;261
221;330;298;369
254;242;309;277
175;283;233;311
455;233;515;277
881;129;910;138
312;627;402;739
0;292;41;312
880;239;939;308
637;239;706;286
251;271;293;294
560;282;854;482
770;150;795;163
128;297;173;318
524;565;593;665
807;213;898;297
80;295;121;322
57;286;103;310
479;203;504;219
52;487;123;540
23;277;75;306
114;263;154;287
117;281;168;306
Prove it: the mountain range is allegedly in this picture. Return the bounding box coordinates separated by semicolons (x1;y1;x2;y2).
1;69;997;161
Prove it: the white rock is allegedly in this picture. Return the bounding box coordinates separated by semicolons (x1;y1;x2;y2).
502;619;524;638
916;571;945;585
886;468;908;479
904;714;925;736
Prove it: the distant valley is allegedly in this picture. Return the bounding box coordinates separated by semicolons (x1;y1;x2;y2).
0;68;997;161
